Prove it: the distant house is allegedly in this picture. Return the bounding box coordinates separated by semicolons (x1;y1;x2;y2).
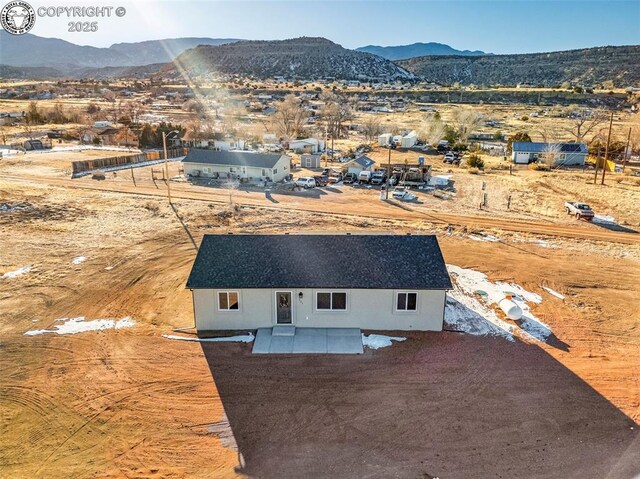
182;149;291;183
512;142;588;166
186;234;452;331
300;154;322;169
346;155;376;174
289;138;325;154
98;128;139;147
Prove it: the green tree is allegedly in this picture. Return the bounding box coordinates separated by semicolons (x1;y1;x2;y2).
507;131;532;154
443;124;459;144
466;154;485;169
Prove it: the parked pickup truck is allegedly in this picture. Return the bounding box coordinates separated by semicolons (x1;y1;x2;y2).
370;171;387;185
565;201;594;221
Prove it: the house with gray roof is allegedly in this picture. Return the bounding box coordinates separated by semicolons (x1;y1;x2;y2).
346;155;376;174
512;142;588;166
182;149;291;183
186;234;451;332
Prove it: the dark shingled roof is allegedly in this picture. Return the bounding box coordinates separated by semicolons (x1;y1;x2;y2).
512;142;587;153
354;155;375;168
182;149;286;168
186;234;452;290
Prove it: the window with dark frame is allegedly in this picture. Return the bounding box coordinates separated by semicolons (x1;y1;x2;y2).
316;291;347;311
396;292;417;311
218;291;239;311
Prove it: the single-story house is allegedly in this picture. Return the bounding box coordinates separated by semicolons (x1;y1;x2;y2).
512;142;588;166
300;154;322;169
182;149;291;183
347;155;376;174
186;234;452;332
289;138;325;154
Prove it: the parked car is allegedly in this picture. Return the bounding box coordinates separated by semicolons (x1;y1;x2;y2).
371;171;387;185
295;177;316;188
328;172;343;183
343;172;358;184
564;201;594;220
391;187;417;202
358;171;373;183
313;175;328;186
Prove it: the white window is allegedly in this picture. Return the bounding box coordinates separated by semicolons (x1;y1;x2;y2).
218;291;239;311
230;167;236;173
273;168;278;174
396;292;417;311
316;291;347;311
262;169;267;176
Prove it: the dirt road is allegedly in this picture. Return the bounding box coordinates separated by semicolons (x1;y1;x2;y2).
3;173;638;245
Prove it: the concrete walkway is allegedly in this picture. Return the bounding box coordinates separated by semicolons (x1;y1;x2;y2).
252;327;363;354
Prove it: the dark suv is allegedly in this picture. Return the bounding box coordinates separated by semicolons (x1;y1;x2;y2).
313;175;329;186
343;172;358;184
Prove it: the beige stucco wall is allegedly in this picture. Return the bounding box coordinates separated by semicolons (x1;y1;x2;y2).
192;288;446;331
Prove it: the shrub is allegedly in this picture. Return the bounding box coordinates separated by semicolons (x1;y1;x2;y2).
466;154;485;169
143;201;160;215
520;115;529;121
528;162;550;171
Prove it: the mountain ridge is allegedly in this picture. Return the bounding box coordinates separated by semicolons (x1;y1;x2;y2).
356;42;490;60
397;45;640;87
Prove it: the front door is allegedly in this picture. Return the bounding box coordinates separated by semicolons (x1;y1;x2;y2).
275;291;292;324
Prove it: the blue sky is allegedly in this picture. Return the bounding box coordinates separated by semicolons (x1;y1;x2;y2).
25;0;640;53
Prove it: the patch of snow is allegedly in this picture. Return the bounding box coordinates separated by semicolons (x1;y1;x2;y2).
531;239;557;248
2;266;32;279
446;264;551;343
162;333;255;343
593;215;616;225
71;256;86;265
24;316;135;336
445;293;514;340
104;265;114;271
362;334;406;349
542;287;565;300
468;234;499;242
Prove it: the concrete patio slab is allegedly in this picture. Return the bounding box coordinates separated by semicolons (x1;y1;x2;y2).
252;328;273;354
327;334;364;354
272;325;296;336
269;335;295;353
252;327;363;354
293;330;328;353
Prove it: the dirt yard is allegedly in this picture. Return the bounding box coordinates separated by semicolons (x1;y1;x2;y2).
1;157;639;477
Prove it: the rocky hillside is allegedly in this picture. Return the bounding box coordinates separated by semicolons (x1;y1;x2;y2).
172;37;414;81
397;46;640;87
0;31;239;70
356;42;489;60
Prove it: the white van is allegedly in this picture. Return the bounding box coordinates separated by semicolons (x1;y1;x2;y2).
358;171;372;183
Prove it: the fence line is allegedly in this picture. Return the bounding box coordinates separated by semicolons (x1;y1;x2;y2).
71;148;188;175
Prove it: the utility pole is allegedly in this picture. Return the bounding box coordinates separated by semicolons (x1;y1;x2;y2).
162;131;172;204
601;111;614;185
623;127;631;173
385;145;391;200
593;143;601;184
